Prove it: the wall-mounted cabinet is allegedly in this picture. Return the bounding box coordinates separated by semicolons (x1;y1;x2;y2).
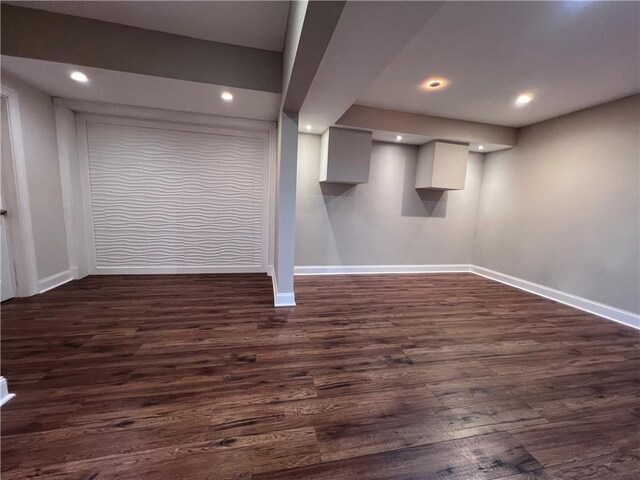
415;141;469;190
319;127;372;184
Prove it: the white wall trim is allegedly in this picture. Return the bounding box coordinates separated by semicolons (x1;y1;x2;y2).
275;291;296;307
75;115;98;276
39;269;73;293
271;271;295;307
62;98;275;133
294;264;473;275
53;99;79;279
470;266;640;330
293;263;639;330
0;377;15;407
0;85;39;296
267;125;277;269
94;266;267;275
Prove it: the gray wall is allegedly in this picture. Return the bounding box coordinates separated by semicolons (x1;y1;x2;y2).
474;94;640;314
296;133;484;266
1;72;70;281
281;0;309;104
1;4;281;94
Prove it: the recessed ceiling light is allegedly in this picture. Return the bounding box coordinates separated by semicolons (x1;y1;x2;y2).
515;93;533;105
396;135;403;141
478;145;484;151
305;125;312;131
221;92;233;101
422;78;448;90
70;71;88;83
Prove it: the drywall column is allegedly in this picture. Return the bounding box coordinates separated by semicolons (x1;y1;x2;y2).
271;0;345;306
271;0;308;307
273;110;298;305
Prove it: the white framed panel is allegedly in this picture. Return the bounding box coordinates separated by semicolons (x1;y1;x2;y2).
77;113;273;274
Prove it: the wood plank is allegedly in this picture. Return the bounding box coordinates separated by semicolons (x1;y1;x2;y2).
253;432;544;480
1;273;638;478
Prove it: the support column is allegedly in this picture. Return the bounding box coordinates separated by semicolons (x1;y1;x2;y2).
272;110;298;306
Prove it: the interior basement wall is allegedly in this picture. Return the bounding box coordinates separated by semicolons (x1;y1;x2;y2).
474;94;640;315
1;72;69;283
295;133;484;266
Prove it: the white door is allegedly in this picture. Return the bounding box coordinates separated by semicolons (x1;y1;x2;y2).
84;120;269;273
0;195;16;302
1;96;17;301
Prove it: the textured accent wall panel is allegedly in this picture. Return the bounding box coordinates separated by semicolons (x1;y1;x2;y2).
86;122;265;268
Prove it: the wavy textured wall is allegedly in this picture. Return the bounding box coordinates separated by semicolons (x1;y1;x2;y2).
87;122;265;268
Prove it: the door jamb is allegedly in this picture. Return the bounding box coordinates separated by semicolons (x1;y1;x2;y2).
0;85;39;296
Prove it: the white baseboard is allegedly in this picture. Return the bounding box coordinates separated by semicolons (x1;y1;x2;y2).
69;266;80;279
39;269;73;293
93;266;267;275
294;264;472;275
293;263;639;330
471;266;640;330
0;377;16;407
271;272;295;307
275;291;296;307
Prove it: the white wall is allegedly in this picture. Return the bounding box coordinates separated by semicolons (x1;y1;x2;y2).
296;133;484;266
1;72;69;283
474;94;640;314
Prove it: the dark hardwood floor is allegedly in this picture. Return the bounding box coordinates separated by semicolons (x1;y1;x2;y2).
1;273;639;479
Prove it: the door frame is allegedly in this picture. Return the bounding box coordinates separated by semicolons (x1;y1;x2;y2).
71;105;276;275
0;188;17;301
0;85;39;296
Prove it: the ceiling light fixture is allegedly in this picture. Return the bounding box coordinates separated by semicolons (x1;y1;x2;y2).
221;92;233;101
515;93;533;105
396;135;403;141
70;71;88;83
422;77;448;90
305;125;312;131
478;145;484;151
